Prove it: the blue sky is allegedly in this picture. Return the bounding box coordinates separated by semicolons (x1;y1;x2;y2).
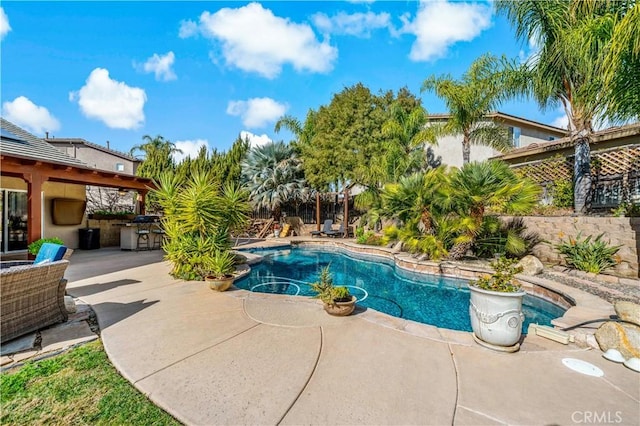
1;1;566;160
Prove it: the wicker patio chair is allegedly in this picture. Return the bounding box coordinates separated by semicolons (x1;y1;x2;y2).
1;260;70;343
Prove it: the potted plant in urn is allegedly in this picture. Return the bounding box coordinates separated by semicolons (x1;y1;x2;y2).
468;256;525;352
204;249;237;292
310;266;357;316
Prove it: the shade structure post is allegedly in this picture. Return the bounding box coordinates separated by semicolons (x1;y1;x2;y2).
343;189;349;238
316;193;321;232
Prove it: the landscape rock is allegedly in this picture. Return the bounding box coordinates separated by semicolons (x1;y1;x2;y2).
614;301;640;327
517;255;544;276
595;322;640;360
64;296;77;313
391;241;403;253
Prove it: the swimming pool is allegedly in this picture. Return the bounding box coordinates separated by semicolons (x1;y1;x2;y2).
235;246;566;333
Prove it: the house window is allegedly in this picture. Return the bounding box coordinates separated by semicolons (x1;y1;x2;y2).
510;126;521;147
115;163;124;172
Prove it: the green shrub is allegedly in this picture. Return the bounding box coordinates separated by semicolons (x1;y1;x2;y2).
356;230;382;245
555;233;621;274
474;256;523;292
28;237;64;255
551;180;573;208
473;217;541;259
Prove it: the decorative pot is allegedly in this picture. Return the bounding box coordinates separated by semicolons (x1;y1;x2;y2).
468;285;525;349
324;296;357;316
205;275;234;292
274;230;281;238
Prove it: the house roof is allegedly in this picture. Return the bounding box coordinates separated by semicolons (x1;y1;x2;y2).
496;122;640;161
427;111;567;135
45;137;140;162
0;118;87;167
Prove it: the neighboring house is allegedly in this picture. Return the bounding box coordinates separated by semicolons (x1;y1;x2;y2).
46;137;142;213
427;111;567;168
495;122;640;209
0;118;152;253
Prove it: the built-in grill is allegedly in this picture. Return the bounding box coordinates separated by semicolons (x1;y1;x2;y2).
131;215;160;224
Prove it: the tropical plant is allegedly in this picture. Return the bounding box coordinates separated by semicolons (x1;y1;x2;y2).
474;256;524;293
473;216;542;259
28;237;64;255
555;232;621;274
132;134;181;212
379;102;439;182
496;0;639;212
448;160;540;259
152;171;251;280
421;54;514;165
309;265;351;305
241;141;311;221
206;250;237;279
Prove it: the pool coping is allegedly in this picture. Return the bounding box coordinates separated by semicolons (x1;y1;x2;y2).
234;239;615;349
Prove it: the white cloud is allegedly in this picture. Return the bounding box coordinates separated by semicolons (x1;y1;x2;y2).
240;130;272;148
0;7;11;40
173;139;209;162
69;68;146;130
404;0;492;62
183;3;337;78
178;19;198;38
312;11;391;38
2;96;61;135
226;97;287;128
551;114;569;130
139;51;177;81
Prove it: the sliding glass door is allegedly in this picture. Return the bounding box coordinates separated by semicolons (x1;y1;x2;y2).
1;190;28;252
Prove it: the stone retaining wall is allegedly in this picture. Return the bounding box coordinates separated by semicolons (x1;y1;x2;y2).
501;216;640;278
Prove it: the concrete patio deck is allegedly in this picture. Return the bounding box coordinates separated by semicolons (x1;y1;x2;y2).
63;247;639;426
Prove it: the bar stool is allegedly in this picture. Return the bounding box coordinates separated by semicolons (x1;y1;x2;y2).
135;224;151;251
151;224;166;250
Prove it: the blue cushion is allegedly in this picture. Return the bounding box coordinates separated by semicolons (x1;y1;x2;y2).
34;243;67;264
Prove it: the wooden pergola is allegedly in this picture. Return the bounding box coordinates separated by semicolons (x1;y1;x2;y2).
315;189;351;238
0;153;155;245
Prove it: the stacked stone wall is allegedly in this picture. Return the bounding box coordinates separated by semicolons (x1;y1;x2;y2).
86;219;125;247
502;216;640;278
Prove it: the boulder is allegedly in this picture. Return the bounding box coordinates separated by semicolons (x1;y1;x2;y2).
64;296;77;314
391;241;403;253
614;301;640;327
517;255;544;276
595;322;640;360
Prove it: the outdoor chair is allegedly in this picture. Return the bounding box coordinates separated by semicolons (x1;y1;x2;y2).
151;224;166;250
326;222;345;238
135;224;151;251
1;259;70;343
0;243;72;270
310;219;334;237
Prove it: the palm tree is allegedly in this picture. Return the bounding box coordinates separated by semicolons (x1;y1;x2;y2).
241;141;311;221
447;160;540;259
421;54;513;166
496;0;639;212
380;102;439;181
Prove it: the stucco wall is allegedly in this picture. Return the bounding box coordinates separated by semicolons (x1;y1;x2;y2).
1;177;86;250
42;182;87;249
51;143;137;174
502;215;640;278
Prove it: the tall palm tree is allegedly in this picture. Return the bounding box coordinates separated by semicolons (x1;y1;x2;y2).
241;141;311;221
447;160;540;259
421;54;513;166
496;0;638;212
380;102;439;181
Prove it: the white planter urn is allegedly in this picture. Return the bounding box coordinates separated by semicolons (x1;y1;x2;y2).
468;285;525;350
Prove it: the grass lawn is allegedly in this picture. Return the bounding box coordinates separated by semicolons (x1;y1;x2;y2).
1;340;180;425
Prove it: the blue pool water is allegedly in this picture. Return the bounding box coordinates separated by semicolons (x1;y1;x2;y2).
235;246;566;333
